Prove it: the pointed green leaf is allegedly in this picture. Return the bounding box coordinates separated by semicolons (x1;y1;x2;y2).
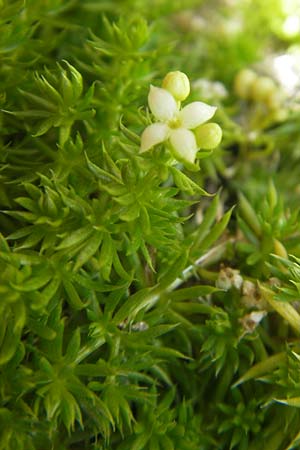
233;353;285;387
0;325;19;365
56;225;93;250
260;284;300;335
65;329;81;363
73;232;102;271
62;279;86;310
158;249;189;290
85;152;122;184
75;361;116;377
199;207;234;252
10;271;52;292
170;285;220;301
113;287;154;324
171;167;210;196
27;318;56;340
99;233;114;280
239;193;262;237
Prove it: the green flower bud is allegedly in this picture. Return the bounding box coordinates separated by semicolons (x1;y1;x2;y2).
271;108;288;121
234;69;257;99
162;71;190;101
251;76;276;102
265;91;282;110
194;122;222;149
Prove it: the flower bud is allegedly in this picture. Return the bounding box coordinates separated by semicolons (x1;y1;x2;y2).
265;91;282;110
194;122;222;149
239;311;267;334
162;71;190;101
234;69;257;99
251;76;276;102
216;267;243;291
241;280;268;310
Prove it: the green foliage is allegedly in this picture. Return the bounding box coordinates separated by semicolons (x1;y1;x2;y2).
2;0;300;449
236;181;300;276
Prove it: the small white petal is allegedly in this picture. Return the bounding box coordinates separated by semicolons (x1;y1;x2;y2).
179;101;217;129
140;123;169;153
148;85;178;122
169;128;198;164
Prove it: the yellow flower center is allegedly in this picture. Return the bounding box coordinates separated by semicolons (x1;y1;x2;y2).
168;115;181;129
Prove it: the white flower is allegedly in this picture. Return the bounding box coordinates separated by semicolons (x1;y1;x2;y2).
140;82;217;166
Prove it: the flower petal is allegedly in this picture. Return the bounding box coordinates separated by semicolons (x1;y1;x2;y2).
148;85;178;122
140;123;169;153
169;128;198;164
179;101;217;129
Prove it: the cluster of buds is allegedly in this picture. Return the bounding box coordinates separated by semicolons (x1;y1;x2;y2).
140;71;222;168
239;310;267;335
241;280;268;311
234;68;282;110
216;267;269;335
216;266;243;291
216;267;269;309
192;78;228;101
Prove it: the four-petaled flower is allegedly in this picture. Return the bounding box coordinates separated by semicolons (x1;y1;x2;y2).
140;71;221;167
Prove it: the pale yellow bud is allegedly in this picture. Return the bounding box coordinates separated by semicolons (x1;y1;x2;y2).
162;71;190;101
194;122;222;149
234;69;257;99
251;76;276;102
265;91;282;110
272;108;288;122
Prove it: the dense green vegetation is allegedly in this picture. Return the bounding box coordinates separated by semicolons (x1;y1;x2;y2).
2;0;300;449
